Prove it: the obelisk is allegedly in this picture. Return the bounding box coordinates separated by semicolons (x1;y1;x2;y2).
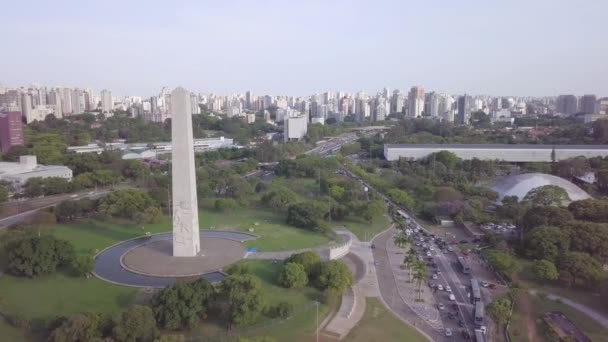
171;87;200;257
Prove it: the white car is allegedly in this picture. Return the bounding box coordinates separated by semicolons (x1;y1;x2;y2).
476;326;487;335
429;246;434;251
426;252;432;257
437;303;445;310
449;294;456;301
437;284;444;291
445;328;452;337
446;285;452;292
432;274;438;280
481;281;490;288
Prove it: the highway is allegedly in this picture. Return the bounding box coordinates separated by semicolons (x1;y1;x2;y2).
340;165;477;340
0;189;113;229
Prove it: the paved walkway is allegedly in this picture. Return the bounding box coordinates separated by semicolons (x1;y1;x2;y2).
530;290;608;329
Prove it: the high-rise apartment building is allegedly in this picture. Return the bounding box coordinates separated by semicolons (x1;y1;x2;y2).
0;111;25;152
408;86;424;117
556;95;578;115
579;94;597;114
101;89;113;114
457;95;471;125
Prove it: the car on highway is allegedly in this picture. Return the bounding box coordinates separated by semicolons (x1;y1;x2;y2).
446;285;452;292
481;281;489;287
426;251;432;257
437;284;444;291
449;294;456;301
445;328;452;337
432;274;438;280
437;303;445;310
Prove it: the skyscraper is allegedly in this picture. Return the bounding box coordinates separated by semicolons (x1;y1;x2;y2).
408;86;424;117
0;111;24;152
457;95;471;125
579;94;597;114
556;95;578;115
62;88;73;115
101;89;112;114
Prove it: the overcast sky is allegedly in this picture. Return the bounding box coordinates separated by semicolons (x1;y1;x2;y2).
1;0;607;97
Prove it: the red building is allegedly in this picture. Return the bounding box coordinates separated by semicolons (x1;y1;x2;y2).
0;111;24;152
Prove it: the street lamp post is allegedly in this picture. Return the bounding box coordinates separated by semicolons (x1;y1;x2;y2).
315;300;319;342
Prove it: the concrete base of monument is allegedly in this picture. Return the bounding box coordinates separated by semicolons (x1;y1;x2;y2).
121;237;245;277
93;231;258;287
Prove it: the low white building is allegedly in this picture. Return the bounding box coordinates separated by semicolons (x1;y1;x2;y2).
150;137;236;153
0;155;73;191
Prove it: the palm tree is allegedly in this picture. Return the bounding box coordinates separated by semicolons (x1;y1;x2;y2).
413;260;428;301
406;247;417;282
393;233;407;248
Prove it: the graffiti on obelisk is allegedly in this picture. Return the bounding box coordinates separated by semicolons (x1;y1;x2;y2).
171;87;200;257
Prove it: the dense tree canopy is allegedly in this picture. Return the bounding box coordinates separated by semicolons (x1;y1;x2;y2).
278;262;308;288
315;260;353;293
7;235;75;277
152;279;215;330
568;199;608;222
284;251;322;277
220;274;265;328
523;185;570;206
99;189;157;220
286;201;328;232
112;305;158;342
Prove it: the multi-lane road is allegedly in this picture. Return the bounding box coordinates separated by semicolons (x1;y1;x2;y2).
0;188;114;229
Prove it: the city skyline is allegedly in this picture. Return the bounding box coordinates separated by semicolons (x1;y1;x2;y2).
1;0;607;96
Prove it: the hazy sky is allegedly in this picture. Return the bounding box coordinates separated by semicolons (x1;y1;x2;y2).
1;0;607;97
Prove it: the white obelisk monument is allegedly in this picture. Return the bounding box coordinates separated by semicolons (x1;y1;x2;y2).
171;87;201;257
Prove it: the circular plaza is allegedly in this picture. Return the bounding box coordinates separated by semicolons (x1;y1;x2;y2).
94;230;257;287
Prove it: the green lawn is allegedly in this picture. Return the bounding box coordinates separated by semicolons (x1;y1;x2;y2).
49;205;331;254
0;319;27;342
339;214;391;241
344;298;429;342
0;273;137;320
185;260;333;341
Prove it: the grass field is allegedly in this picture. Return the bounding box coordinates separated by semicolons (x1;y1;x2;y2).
0;319;27;342
185;259;333;341
339;215;390;242
344;298;428;342
0;273;137;320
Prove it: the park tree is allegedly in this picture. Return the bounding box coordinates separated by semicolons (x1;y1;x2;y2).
214;198;238;212
0;183;8;203
487;297;512;328
558;252;604;287
7;235;75;277
554;157;591;180
152;279;215;330
592;119;608;144
49;313;100;342
71;254;95;277
520;206;573;232
134;206;163;224
568;199;608;222
524;226;570;262
358;199;386;223
261;187;297;212
523;185;570;206
433;186;464;203
91;169;122;187
485;249;518;278
72;172;96;189
121;160;150;180
532;259;559;281
278;262;308;288
597;169;608;195
387;189;416;209
112;305;158;342
284;251;322;277
99;189;156;220
220;274;265;328
64;153;102;175
432;151;459;169
286;201;328;232
315;260;353;294
564;221;608;263
412;259;427;301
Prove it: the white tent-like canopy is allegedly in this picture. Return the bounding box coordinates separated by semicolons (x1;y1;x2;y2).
490;173;591;203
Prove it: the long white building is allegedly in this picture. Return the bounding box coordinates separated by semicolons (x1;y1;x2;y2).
0;155;73;191
384;144;608;162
